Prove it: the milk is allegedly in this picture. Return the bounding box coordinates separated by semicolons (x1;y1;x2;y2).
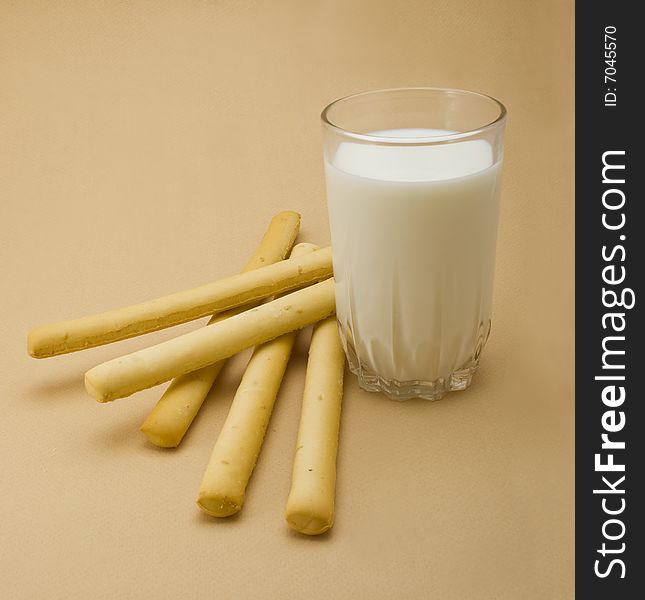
325;129;502;389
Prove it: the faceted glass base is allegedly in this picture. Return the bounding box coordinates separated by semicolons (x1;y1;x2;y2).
345;341;480;401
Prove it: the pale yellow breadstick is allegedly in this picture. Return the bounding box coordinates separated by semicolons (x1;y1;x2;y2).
139;213;301;448
285;316;345;535
28;245;332;358
238;211;300;272
84;278;336;403
196;243;318;515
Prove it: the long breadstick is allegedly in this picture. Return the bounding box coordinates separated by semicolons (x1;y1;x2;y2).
197;243;318;516
28;245;332;358
284;316;345;535
238;211;300;272
84;278;336;402
139;213;301;448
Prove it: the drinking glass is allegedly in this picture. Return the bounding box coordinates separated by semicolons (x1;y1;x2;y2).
321;87;506;400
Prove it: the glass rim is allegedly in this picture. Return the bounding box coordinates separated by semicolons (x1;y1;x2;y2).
320;86;507;144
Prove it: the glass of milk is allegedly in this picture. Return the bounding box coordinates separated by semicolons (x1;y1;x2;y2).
321;87;506;400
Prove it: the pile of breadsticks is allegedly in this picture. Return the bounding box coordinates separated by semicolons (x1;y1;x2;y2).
27;211;345;535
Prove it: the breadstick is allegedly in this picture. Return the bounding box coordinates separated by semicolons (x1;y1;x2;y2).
139;213;301;448
239;211;300;272
84;278;336;402
197;244;318;515
28;245;332;358
285;316;345;535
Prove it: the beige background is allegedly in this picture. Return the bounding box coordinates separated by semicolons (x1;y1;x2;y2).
0;1;573;598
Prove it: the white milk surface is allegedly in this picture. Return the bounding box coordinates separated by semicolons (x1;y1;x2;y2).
325;129;502;383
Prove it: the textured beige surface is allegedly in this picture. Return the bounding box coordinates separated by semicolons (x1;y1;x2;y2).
0;1;573;599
